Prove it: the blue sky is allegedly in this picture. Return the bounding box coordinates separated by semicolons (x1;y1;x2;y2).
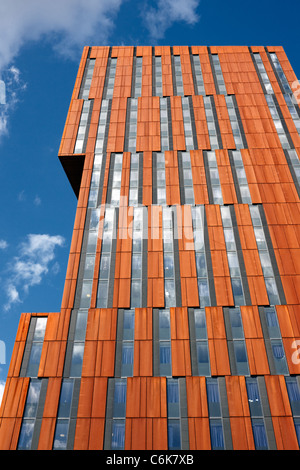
0;0;299;401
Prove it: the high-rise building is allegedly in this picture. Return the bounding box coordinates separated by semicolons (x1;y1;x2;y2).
1;45;300;451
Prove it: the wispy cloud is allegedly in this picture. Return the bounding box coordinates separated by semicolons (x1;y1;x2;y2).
0;240;8;250
0;65;26;140
143;0;200;40
0;0;125;140
3;233;65;311
0;0;125;72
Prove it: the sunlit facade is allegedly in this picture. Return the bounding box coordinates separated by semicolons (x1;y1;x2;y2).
1;45;300;450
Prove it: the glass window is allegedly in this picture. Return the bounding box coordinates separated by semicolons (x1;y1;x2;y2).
111;420;125;450
286;377;300;416
233;340;249;375
83;255;95;280
252;418;268;450
74;310;88;341
231;278;245;306
206;378;221;417
168;420;181;450
165;279;176;307
265;307;281;338
97;280;109;308
246;378;263;417
113;379;127;418
271;339;288;375
33;318;47;341
121;342;134;377
23;380;42;419
159;341;172;376
57;379;74;418
26;342;43;377
209;419;225;450
17;419;35;450
224;228;236;251
294;418;300;447
131;253;142;279
159;310;171;340
164;253;174;279
53;419;69;450
195;252;207;277
198;279;210;307
196;342;210;376
69;342;84;377
265;278;280;306
86;231;98;254
229;308;244;339
123;310;135;341
194;309;207;340
79;280;92;308
167;379;180;417
227;252;241;277
130;280;142;308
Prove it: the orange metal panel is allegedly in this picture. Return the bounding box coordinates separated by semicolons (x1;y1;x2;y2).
225;376;250;417
272;416;299;450
133;340;153;376
186;377;208;418
230;417;255;450
265;376;292;417
188;418;211;450
171;339;192;376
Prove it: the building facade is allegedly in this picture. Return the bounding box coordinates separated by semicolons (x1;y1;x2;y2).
1;45;300;450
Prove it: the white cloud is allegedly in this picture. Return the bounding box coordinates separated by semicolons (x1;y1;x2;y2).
3;234;65;311
0;0;124;140
34;195;41;206
0;65;26;140
0;0;124;72
143;0;200;40
0;240;8;249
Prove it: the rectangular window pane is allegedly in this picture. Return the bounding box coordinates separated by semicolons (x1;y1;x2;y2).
53;419;69;450
26;343;43;377
168;419;181;450
17;419;35;450
159;310;171;340
111;420;125;450
233;340;249;375
167;379;180;417
57;379;74;418
69;342;84;377
196;342;210;376
159;341;172;376
113;379;127;418
210;419;225;450
194;309;207;340
121;342;134;377
252;418;269;450
271;339;288;374
206;379;221;417
246;378;263;417
123;310;135;340
131;280;142;308
33;318;47;341
229;308;244;339
23;380;42;418
286;377;300;416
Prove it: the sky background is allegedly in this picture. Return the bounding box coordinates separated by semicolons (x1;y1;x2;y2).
0;0;299;403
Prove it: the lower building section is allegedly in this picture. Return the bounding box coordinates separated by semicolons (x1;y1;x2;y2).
0;306;300;450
